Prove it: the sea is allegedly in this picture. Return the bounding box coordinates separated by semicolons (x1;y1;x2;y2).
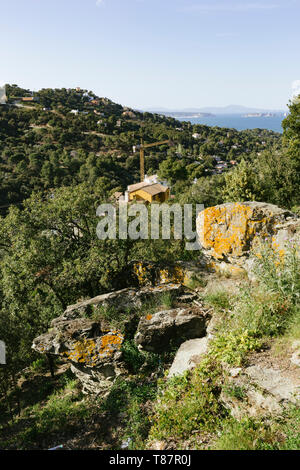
178;114;284;133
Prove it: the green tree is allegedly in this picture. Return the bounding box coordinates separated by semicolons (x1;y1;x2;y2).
158;157;187;184
222;159;257;202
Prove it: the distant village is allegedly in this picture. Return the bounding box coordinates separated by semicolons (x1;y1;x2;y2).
0;84;278;203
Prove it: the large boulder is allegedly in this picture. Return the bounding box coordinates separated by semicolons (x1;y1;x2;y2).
60;283;184;321
168;337;208;378
196;202;300;275
32;283;186;394
134;306;210;353
32;317;125;395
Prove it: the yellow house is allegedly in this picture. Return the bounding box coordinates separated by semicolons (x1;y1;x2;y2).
127;182;170;203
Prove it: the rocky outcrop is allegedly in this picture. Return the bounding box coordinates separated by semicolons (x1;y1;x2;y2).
291;341;300;367
220;362;300;420
168;337;208;378
32;316;125;395
32;283;201;394
132;260;208;287
60;283;184;321
134;306;210;353
196;202;300;276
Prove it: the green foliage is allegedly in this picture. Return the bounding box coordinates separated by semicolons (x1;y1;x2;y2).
209;331;260;367
184;274;207;290
204;289;233;312
30;357;49;373
219;97;300;210
214;405;300;450
158;157;187;184
0;376;87;449
149;366;225;444
213;418;274;450
158;291;175;310
254;243;300;305
222;384;246;401
101;377;157;450
121;340;146;374
222;158;258;202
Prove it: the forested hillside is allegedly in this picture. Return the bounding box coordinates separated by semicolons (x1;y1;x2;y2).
0;85;299;451
1;84;283;211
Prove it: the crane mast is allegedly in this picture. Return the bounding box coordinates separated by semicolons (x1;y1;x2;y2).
133;139;173;182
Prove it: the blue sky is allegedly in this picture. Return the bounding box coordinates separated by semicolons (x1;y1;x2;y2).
1;0;300;110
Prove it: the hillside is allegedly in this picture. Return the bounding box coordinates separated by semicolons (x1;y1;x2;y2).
0;85;299;451
1;84;282;211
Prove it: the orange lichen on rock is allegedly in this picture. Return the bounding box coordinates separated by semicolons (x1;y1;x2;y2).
198;203;254;258
65;332;124;367
197;202;280;260
159;266;185;285
133;261;189;286
98;332;123;357
133;262;149;286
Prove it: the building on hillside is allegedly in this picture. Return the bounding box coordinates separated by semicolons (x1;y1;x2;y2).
88;99;100;106
126;182;169;203
124;175;170;203
21;96;39;102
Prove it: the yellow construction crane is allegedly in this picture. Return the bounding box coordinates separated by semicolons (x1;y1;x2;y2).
133;139;173;182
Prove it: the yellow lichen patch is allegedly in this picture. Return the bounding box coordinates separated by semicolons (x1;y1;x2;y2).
134;261;187;286
146;314;153;321
210;262;247;278
159;266;185;285
201;204;252;258
133;262;152;286
65;332;124;366
98;332;124;358
199;203;276;259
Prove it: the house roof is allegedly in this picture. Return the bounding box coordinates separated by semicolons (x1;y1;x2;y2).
140;183;168;196
127;181;149;192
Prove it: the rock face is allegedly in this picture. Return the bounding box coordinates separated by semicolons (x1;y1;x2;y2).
135;306;209;353
132;260;207;287
196;202;300;274
32;283;193;394
168;337;208;378
61;284;184;321
220;363;300;420
32;316;125;395
291;341;300;367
